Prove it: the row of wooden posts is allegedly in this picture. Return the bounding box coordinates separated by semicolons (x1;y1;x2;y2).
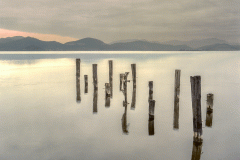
76;59;214;141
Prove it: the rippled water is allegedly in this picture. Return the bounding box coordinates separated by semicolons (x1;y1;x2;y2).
0;52;239;160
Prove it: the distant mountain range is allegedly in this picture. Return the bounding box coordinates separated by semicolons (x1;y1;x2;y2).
0;36;239;51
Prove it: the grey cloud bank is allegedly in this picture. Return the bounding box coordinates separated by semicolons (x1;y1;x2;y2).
0;0;239;43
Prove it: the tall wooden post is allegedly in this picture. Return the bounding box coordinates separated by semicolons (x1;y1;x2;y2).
173;70;181;129
76;59;80;77
92;64;98;90
148;81;153;102
131;64;136;86
190;76;202;142
76;59;81;103
84;75;88;93
109;60;113;97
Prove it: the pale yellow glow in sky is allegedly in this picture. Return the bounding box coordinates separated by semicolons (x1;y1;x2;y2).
0;29;78;44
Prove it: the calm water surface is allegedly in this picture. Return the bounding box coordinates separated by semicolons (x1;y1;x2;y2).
0;52;239;160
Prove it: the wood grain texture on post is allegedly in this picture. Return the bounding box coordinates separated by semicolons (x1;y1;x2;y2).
190;76;202;142
109;60;113;97
92;64;98;89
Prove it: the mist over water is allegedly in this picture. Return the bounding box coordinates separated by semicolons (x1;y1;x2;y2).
0;52;239;159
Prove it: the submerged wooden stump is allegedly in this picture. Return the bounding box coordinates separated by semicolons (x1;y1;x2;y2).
190;76;203;142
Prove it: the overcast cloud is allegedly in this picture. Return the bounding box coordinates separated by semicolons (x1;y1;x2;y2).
0;0;239;43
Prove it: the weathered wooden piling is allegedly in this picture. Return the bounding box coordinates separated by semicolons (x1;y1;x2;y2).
190;76;203;142
120;74;125;91
84;75;88;93
131;64;136;86
148;81;153;102
93;88;98;113
105;83;111;97
76;59;81;103
148;118;154;136
122;72;130;107
191;141;203;160
122;103;129;135
92;64;98;89
76;59;80;77
206;93;214;112
109;60;113;97
206;93;214;127
149;100;155;120
173;70;181;129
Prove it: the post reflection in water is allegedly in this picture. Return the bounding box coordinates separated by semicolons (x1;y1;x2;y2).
191;141;203;160
148;118;154;135
93;88;98;113
205;112;213;127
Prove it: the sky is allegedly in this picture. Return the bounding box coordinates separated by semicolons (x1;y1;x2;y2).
0;0;239;44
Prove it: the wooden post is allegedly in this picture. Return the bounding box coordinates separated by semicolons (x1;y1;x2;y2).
206;93;214;127
105;83;111;97
148;81;153;102
109;60;113;97
190;76;202;142
76;59;80;77
76;59;81;103
206;93;214;112
120;74;124;91
148;118;154;136
92;64;98;89
131;64;136;86
191;141;203;160
149;100;155;120
122;72;129;107
93;88;98;114
173;70;181;129
84;75;88;93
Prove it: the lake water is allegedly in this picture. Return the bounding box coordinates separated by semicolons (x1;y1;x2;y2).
0;51;239;160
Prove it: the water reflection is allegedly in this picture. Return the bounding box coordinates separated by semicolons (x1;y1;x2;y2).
191;141;203;160
93;88;98;113
148;118;154;135
205;112;213;127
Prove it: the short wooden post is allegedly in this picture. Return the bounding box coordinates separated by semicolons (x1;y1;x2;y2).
93;88;98;114
84;75;88;93
131;64;136;86
148;118;154;136
76;59;80;77
173;70;181;129
92;64;98;89
120;74;124;91
148;81;153;102
190;76;202;142
149;100;155;120
109;60;113;97
122;72;130;107
105;83;111;97
206;93;214;112
191;141;203;160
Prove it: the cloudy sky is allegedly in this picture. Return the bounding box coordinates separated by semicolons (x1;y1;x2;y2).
0;0;239;43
